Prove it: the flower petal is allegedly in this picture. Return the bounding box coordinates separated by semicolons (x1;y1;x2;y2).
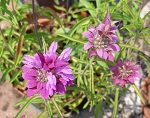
96;48;103;58
26;80;37;88
82;31;93;38
110;44;120;51
57;47;72;61
47;42;58;56
26;88;38;97
128;77;134;83
89;49;97;56
103;50;108;60
56;81;66;94
40;88;49;98
103;10;111;25
84;42;92;50
110;34;119;41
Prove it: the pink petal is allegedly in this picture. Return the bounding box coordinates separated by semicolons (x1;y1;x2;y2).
96;48;103;58
26;80;37;88
128;77;134;83
58;47;72;61
82;31;93;38
96;24;105;31
120;80;126;87
26;88;38;97
108;53;114;61
110;34;119;41
56;81;66;94
103;10;111;25
40;88;49;98
113;78;120;84
103;50;108;60
47;42;58;56
111;21;118;25
110;44;120;51
89;49;97;56
84;42;93;50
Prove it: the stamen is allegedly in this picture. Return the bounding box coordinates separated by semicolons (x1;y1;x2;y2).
37;69;48;82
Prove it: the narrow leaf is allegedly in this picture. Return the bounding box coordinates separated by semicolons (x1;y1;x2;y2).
132;84;145;104
15;96;39;118
57;34;86;44
69;16;93;36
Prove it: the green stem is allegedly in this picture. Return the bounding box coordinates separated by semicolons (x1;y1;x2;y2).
51;97;63;118
45;99;53;118
113;88;119;118
32;0;43;52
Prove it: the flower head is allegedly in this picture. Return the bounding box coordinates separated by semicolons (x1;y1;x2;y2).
22;42;74;98
109;59;142;87
82;10;119;61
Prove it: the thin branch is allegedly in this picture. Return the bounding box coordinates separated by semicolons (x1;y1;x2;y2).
32;0;43;52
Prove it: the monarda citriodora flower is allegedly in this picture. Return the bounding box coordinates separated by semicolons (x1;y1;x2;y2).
109;59;142;87
22;42;74;98
82;10;119;61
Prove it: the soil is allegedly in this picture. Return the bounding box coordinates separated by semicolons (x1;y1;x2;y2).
0;70;41;118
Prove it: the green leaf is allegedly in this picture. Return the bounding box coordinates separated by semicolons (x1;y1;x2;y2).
83;101;90;109
54;5;66;12
119;43;142;52
1;67;14;81
71;8;95;14
69;16;93;36
97;60;109;69
113;88;119;118
111;13;131;22
96;0;100;8
40;7;62;27
80;0;96;17
122;1;135;19
10;70;22;83
94;100;103;118
0;14;12;24
57;34;86;44
142;11;150;21
132;84;145;104
15;96;39;118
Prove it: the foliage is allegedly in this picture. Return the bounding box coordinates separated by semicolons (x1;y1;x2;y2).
0;0;150;118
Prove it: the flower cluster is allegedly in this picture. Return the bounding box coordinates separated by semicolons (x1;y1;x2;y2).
82;10;120;61
109;59;142;87
22;42;74;98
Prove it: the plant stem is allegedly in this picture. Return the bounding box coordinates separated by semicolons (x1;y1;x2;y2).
44;99;53;118
32;0;43;52
113;87;119;118
51;97;63;118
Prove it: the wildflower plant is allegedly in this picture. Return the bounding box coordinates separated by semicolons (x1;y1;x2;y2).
0;0;150;118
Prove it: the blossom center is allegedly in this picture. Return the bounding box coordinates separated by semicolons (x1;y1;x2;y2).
93;33;109;49
37;69;48;82
118;65;133;79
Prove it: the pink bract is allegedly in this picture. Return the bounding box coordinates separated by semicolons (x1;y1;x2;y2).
22;42;74;98
109;59;142;87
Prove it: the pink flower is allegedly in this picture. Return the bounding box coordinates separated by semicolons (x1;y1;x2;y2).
82;10;119;61
109;59;142;87
22;42;74;98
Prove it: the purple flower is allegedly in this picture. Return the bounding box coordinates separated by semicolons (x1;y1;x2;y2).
82;10;119;61
22;42;74;98
109;59;142;87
